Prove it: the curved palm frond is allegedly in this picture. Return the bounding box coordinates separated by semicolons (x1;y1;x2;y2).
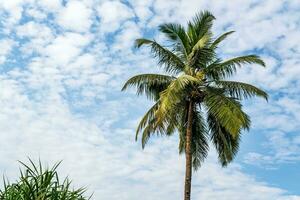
205;55;265;79
221;55;266;67
189;33;211;56
207;113;240;166
140;119;157;148
210;31;235;49
187;33;214;68
140;103;182;148
136;101;159;143
159;23;190;59
135;38;185;74
122;74;174;100
188;11;215;44
188;47;216;70
215;80;268;101
204;88;251;137
186;11;216;70
157;74;200;120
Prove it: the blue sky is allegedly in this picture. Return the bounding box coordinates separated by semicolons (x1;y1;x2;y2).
0;0;300;199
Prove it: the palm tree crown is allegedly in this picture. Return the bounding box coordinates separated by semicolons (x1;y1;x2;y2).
122;11;268;169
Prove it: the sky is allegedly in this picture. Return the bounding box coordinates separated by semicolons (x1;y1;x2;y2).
0;0;300;199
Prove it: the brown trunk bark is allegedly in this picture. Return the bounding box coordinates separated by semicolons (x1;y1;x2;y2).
184;100;193;200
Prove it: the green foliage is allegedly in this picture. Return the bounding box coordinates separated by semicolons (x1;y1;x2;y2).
207;113;240;166
210;31;235;49
134;39;185;74
187;11;215;45
122;10;268;169
214;80;268;100
157;74;200;117
121;74;174;101
203;88;251;137
159;23;190;58
205;55;265;80
0;159;91;200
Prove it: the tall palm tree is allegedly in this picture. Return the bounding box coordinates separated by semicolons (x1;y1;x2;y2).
122;11;268;200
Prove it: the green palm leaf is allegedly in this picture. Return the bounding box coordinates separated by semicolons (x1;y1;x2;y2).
139;102;180;148
136;102;159;147
204;88;251;137
122;74;174;100
207;113;240;166
188;11;215;44
205;55;265;79
159;23;190;58
210;31;235;49
157;75;200;119
135;39;185;74
215;80;268;100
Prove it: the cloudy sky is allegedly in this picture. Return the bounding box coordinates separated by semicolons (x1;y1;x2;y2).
0;0;300;199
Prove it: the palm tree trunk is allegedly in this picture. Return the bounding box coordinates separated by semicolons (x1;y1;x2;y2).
184;100;193;200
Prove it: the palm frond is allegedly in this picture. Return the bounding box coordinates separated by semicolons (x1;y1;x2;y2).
139;102;181;148
207;113;240;166
190;33;211;54
135;102;159;147
157;75;200;120
159;23;190;58
135;38;185;74
187;11;215;44
204;88;251;137
221;55;266;67
214;80;268;101
205;55;265;79
186;11;216;69
210;31;235;49
141;119;157;148
122;73;174;100
188;47;216;70
188;32;212;63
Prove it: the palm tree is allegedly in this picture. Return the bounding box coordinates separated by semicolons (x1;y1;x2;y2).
122;11;268;200
0;159;91;200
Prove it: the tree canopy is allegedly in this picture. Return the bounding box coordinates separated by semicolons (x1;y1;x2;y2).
122;11;268;169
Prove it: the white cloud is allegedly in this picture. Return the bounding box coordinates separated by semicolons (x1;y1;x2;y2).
112;21;141;51
97;1;134;33
25;8;47;20
0;39;15;64
43;32;92;66
57;1;92;32
16;21;53;39
0;0;26;32
244;131;300;168
16;21;54;55
128;0;153;23
38;0;62;11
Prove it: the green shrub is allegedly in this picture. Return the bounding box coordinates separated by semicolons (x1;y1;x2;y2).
0;159;91;200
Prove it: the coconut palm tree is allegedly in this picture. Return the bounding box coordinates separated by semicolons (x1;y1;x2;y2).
0;159;91;200
122;11;268;200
